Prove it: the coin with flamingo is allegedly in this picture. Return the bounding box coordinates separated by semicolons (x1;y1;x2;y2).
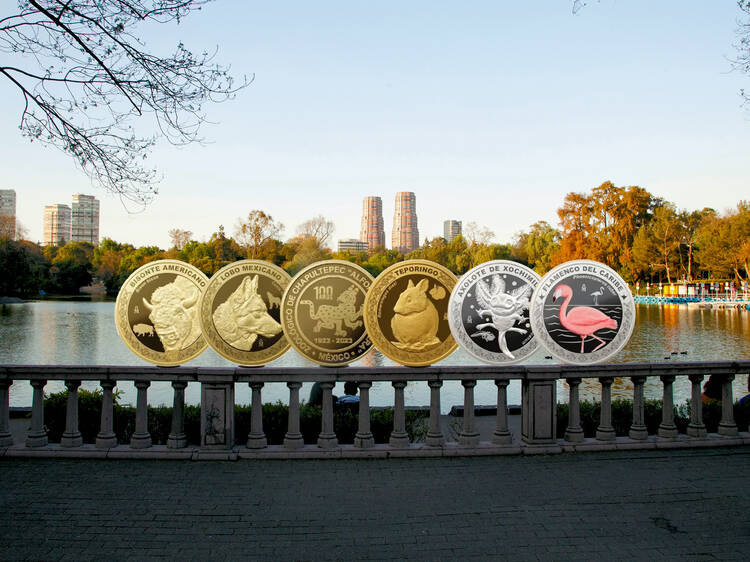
529;260;635;364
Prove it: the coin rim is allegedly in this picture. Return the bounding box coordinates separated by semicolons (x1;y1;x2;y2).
199;260;292;366
448;260;541;365
364;259;458;367
529;259;636;365
115;259;209;366
280;259;374;367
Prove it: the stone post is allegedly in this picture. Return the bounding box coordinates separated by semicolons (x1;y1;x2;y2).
354;382;374;448
389;381;409;448
96;380;118;449
564;378;584;443
60;380;83;448
492;380;512;445
425;380;444;447
687;374;707;438
658;375;678;439
167;381;188;449
26;380;48;448
718;374;738;437
628;375;648;440
201;382;235;450
521;369;557;446
0;380;13;447
459;380;480;446
317;381;338;449
246;382;267;449
283;381;304;449
596;377;616;441
130;380;152;449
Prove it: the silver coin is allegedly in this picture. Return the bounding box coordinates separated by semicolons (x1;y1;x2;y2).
530;260;635;364
448;260;540;365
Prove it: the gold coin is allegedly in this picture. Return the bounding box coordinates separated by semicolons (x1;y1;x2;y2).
364;259;458;367
115;260;209;366
281;260;374;366
200;260;292;366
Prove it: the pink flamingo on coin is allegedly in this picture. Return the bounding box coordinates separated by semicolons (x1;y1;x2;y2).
552;284;617;353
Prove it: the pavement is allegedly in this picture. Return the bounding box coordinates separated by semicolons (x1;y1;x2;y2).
1;447;749;560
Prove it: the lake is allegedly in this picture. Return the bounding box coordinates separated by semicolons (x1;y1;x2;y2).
1;299;749;412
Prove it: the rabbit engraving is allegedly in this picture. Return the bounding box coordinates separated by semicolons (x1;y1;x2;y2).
390;278;440;350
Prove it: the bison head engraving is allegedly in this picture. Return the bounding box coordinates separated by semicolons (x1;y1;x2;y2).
142;277;201;352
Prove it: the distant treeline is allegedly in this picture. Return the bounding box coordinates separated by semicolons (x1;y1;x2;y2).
1;182;748;297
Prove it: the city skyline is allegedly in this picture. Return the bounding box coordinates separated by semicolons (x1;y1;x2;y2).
2;2;749;249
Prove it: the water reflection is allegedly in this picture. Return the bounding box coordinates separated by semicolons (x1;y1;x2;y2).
2;301;749;411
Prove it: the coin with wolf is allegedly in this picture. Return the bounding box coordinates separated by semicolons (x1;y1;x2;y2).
115;260;209;366
281;260;374;366
364;260;457;367
448;261;541;365
529;260;635;365
200;260;291;366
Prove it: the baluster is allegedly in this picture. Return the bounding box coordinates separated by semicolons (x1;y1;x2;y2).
459;380;479;446
389;381;409;448
167;381;188;449
130;380;152;448
596;377;615;441
60;380;83;447
628;375;648;440
687;374;706;438
283;381;303;449
492;380;511;445
564;378;584;443
26;379;48;448
96;380;117;448
317;381;338;449
246;382;267;449
425;380;444;447
658;375;678;439
718;374;738;437
354;382;374;448
0;380;13;447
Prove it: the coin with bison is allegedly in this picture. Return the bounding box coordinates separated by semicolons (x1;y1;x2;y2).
115;260;209;366
448;261;541;365
200;260;291;366
529;260;635;364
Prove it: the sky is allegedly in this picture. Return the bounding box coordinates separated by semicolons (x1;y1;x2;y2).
1;1;748;249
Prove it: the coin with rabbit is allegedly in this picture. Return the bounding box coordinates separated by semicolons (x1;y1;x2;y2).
529;260;635;364
281;260;374;366
364;260;457;367
200;260;291;366
448;260;541;365
115;260;209;366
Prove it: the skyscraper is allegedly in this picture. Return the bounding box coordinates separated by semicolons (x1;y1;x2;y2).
360;196;385;252
392;191;419;254
443;220;462;242
71;194;100;246
0;189;16;239
44;204;72;246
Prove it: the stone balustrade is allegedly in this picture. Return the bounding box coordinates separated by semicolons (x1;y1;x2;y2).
1;361;748;459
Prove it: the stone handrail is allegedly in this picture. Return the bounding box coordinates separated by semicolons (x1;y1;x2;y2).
1;361;748;459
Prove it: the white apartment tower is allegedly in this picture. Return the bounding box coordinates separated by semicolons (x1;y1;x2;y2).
43;204;72;246
0;189;16;239
71;194;100;245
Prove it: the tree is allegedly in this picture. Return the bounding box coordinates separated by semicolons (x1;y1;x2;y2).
296;215;335;248
463;222;495;245
234;210;283;259
735;1;750;107
168;228;193;251
514;221;561;275
0;1;248;205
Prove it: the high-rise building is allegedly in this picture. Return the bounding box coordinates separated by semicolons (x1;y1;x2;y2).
360;196;385;252
44;204;72;246
443;220;462;242
0;189;16;239
392;191;419;254
71;194;100;245
337;238;368;254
